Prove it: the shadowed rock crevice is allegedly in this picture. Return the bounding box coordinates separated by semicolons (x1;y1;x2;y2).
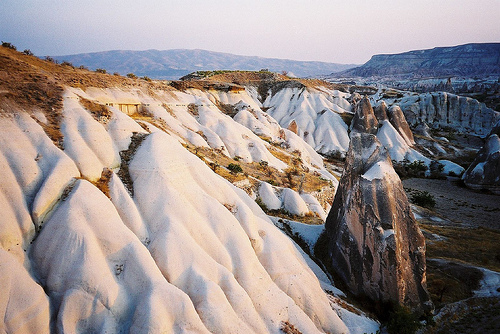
462;120;500;194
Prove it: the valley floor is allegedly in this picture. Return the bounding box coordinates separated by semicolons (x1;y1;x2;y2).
403;178;500;230
402;177;500;333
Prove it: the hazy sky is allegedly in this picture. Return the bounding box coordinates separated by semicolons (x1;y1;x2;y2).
1;0;499;64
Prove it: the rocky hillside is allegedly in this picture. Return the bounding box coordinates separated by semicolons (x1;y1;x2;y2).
2;44;498;333
374;90;500;137
1;46;380;334
52;49;358;80
332;43;500;79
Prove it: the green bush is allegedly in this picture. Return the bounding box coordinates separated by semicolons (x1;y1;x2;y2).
393;159;428;178
429;161;445;179
227;163;243;174
386;305;421;334
410;190;436;209
95;68;107;74
407;160;428;174
266;179;278;186
126;73;137;79
22;49;33;56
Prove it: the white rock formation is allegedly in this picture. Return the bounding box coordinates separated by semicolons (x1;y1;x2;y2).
0;84;379;333
263;85;351;156
398;92;500;137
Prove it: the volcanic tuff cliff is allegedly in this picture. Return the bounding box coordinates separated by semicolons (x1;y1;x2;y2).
3;44;498;333
1;46;380;334
397;92;500;137
335;43;500;78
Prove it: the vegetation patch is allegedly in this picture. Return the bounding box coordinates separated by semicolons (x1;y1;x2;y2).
268;208;323;225
421;225;500;272
78;96;112;124
426;259;483;307
117;132;148;196
280;321;302;334
92;168;113;198
227;163;243;174
386;305;422;334
186;145;331;193
409;189;436;209
393;159;428;178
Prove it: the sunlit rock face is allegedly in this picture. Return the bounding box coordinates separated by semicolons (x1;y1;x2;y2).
320;100;432;314
351;97;378;135
374;102;389;122
375;102;414;146
463;120;500;194
0;86;353;334
387;105;415;146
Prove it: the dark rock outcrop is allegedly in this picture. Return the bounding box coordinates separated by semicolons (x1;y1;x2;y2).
351;97;378;134
318;98;432;314
321;132;432;313
374;102;389;121
463;121;500;194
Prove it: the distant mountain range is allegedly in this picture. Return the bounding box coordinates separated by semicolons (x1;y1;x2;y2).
331;43;500;79
52;49;357;80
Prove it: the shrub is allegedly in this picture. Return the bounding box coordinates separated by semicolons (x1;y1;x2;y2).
61;61;74;67
1;41;16;50
407;160;428;175
429;161;445;179
255;197;268;212
22;49;33;56
410;190;436;209
126;73;137;79
266;179;278;186
386;305;421;334
444;130;456;141
78;65;88;70
209;162;219;172
393;159;428;178
113;72;120;76
227;163;243;174
45;56;57;63
142;76;152;82
95;68;107;74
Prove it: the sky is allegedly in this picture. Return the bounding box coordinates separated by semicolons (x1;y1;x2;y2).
1;0;499;64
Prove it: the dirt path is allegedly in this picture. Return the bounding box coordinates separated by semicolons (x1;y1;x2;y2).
402;178;500;230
